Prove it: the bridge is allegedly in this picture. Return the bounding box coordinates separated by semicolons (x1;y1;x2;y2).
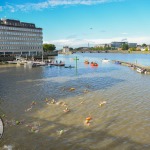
71;49;108;53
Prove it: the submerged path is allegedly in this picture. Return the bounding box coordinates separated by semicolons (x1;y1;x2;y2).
112;60;150;74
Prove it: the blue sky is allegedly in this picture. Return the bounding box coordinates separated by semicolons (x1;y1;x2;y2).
0;0;150;49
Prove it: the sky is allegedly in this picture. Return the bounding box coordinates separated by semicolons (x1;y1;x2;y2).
0;0;150;49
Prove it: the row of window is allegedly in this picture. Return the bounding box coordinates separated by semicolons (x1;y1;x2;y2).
0;26;42;33
0;36;42;41
0;46;42;50
0;31;42;37
0;42;42;45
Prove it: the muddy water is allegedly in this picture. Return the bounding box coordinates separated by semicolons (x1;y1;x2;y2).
0;53;150;150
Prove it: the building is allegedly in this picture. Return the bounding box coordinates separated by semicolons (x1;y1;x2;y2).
128;43;137;48
111;42;128;48
95;44;111;48
62;46;70;54
0;18;43;56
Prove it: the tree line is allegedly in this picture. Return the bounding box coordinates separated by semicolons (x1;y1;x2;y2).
43;44;56;52
43;43;148;52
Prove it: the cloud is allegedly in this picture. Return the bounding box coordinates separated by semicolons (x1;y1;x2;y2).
44;36;150;49
2;0;123;12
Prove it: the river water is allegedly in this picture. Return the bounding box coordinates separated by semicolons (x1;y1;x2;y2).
0;53;150;150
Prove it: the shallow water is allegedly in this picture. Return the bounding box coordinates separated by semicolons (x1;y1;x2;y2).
0;53;150;150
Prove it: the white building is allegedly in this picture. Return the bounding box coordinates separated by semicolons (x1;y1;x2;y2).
0;19;43;56
62;46;70;53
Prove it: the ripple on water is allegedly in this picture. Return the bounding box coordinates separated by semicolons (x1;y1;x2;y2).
0;54;150;149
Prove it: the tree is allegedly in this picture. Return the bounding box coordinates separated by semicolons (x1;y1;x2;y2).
129;47;136;51
145;47;149;51
122;43;129;50
43;44;56;52
69;47;74;51
142;43;147;47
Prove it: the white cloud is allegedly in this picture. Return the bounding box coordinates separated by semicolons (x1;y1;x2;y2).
44;36;150;49
2;0;123;12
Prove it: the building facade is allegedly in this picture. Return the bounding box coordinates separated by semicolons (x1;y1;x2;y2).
128;43;137;48
0;19;43;56
62;46;70;53
111;42;128;48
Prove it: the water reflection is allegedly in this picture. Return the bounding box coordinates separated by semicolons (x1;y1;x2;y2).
0;53;150;149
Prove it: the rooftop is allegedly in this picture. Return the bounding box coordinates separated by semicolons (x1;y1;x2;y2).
0;18;41;29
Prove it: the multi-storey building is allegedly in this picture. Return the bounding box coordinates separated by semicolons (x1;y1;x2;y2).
111;42;137;49
128;43;137;48
0;18;43;56
111;42;128;48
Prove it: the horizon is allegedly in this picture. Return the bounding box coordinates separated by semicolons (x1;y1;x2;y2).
0;0;150;49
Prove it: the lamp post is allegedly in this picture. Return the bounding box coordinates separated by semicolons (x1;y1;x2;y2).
74;56;79;68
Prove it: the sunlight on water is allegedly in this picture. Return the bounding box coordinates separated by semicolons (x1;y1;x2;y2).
0;53;150;150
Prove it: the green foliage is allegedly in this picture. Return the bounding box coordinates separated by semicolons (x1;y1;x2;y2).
145;47;149;51
129;47;136;51
142;43;147;47
90;46;111;51
122;43;129;50
43;44;56;52
69;47;74;51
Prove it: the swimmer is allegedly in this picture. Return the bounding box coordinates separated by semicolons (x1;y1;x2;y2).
31;101;36;106
45;98;49;102
80;101;84;104
51;99;56;104
84;116;92;126
25;106;33;112
84;120;90;126
69;88;75;91
63;107;70;113
99;101;106;107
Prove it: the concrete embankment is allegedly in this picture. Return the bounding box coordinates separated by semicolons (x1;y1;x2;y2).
112;60;150;74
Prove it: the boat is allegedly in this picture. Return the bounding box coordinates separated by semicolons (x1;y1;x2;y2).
102;58;110;63
84;60;89;64
55;63;65;66
64;65;75;68
90;62;98;67
115;61;121;64
32;61;47;67
32;52;47;67
136;68;146;73
7;56;27;65
7;60;18;64
48;62;65;66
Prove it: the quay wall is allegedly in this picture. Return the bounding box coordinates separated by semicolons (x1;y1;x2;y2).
112;60;150;74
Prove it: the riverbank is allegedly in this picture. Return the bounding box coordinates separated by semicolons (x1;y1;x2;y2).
108;50;150;54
